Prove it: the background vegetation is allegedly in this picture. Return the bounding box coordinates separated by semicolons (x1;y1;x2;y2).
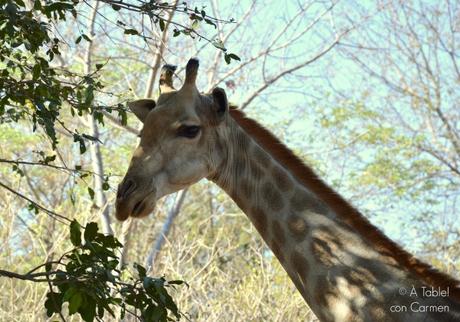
0;0;458;321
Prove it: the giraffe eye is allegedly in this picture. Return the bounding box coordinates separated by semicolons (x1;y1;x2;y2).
177;125;201;138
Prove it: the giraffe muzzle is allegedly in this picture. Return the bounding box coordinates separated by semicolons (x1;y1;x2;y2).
117;178;137;200
115;177;157;221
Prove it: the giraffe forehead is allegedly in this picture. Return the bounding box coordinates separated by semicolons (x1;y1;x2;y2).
154;89;204;117
144;104;201;131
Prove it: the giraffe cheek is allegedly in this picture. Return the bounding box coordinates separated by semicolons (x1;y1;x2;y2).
168;160;207;186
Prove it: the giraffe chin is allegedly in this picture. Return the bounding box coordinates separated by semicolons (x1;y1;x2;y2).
131;199;155;219
115;193;156;221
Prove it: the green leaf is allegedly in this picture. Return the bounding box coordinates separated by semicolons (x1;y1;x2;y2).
204;18;217;28
79;298;96;322
168;280;187;286
159;19;165;31
84;85;94;106
135;263;147;278
28;203;39;214
94;111;104;125
102;181;110;191
118;106;127;125
32;64;41;80
63;287;78;302
44;292;63;317
224;53;241;64
69;220;81;246
111;4;121;11
144;305;167;322
124;29;139;35
100;235;123;248
33;0;42;10
82;34;91;42
87;187;95;200
68;292;83;314
84;222;98;242
43;154;56;164
73;134;87;154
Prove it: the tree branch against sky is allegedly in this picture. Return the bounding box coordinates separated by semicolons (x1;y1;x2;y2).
306;0;460;271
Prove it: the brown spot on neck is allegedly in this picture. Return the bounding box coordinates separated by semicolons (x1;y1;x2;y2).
287;214;309;241
261;182;284;211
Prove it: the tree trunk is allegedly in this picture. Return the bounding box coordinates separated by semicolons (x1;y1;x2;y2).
84;0;113;235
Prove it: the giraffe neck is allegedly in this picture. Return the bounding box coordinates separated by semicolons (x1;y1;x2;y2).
209;111;460;322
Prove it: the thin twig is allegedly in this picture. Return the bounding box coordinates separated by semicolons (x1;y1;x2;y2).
0;181;70;223
240;30;349;109
0;158;102;177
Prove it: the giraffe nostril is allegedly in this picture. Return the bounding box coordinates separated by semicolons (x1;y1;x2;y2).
117;179;137;200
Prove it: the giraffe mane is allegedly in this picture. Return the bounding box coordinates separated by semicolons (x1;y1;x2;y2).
230;108;460;302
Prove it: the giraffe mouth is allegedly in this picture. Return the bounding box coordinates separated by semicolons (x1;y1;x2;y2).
132;199;147;216
115;189;156;221
130;190;156;219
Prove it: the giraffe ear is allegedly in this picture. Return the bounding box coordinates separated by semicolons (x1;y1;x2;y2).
210;87;228;123
128;99;156;123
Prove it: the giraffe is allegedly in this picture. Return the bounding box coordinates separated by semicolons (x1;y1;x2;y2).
115;58;460;322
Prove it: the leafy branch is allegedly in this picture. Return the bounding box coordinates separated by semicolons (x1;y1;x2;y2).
97;0;241;64
0;221;185;322
0;0;239;157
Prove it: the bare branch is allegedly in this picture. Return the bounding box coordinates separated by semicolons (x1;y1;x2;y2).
0;181;70;223
240;32;347;109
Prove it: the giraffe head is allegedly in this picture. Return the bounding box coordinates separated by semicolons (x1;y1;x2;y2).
115;58;229;221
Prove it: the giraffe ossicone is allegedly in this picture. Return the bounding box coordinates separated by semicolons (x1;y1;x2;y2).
116;58;460;321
